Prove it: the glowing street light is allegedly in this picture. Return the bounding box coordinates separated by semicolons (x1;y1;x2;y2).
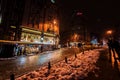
53;20;56;24
106;30;112;35
106;30;113;40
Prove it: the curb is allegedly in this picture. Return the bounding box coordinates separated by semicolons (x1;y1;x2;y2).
0;56;17;61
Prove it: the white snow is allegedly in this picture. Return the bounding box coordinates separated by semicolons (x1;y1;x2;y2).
16;49;102;80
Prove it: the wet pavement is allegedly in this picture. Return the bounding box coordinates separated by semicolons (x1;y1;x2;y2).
1;47;120;80
85;48;120;80
0;47;80;80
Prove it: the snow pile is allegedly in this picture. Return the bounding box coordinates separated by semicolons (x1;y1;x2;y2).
16;49;101;80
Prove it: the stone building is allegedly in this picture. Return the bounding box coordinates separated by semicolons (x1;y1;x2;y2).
0;0;60;45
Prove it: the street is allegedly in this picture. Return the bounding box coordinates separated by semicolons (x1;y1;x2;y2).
1;47;120;80
0;47;79;80
15;47;120;80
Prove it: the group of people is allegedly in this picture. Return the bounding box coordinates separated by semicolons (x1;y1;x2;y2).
107;37;120;60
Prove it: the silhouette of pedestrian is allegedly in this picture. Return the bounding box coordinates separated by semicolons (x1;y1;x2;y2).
78;42;82;48
41;45;43;53
107;38;114;53
112;38;120;61
107;38;115;61
78;42;82;52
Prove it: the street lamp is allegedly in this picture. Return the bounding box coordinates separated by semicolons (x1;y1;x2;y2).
106;30;112;35
53;20;56;25
40;32;44;42
106;30;113;40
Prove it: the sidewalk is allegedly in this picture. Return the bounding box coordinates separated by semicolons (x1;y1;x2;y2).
86;48;120;80
0;48;80;80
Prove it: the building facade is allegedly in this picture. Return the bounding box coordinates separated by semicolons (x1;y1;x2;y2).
0;0;60;57
0;0;60;45
21;0;59;45
0;0;25;40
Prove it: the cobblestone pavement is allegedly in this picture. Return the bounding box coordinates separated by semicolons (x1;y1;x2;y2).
0;48;79;80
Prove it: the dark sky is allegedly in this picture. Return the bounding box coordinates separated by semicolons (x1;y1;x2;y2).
58;0;120;33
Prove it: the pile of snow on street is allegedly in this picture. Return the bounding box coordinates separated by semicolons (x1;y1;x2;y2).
16;49;102;80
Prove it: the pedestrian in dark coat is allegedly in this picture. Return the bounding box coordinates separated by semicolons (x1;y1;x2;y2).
112;39;120;60
41;45;43;53
107;38;114;52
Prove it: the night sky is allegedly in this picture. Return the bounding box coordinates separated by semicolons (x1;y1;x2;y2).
58;0;120;34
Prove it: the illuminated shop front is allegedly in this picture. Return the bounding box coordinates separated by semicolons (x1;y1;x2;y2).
20;27;56;45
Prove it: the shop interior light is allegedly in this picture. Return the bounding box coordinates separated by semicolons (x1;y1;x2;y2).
22;28;55;37
10;26;16;28
22;28;41;34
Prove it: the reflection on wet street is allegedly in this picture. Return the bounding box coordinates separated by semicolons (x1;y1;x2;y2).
0;48;79;79
109;50;120;73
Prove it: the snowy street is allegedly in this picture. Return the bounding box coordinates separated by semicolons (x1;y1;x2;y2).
0;47;79;79
16;48;101;80
1;47;120;80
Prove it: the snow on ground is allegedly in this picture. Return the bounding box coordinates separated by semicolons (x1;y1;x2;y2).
16;49;102;80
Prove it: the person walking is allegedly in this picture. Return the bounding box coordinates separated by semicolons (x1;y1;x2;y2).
112;38;120;61
107;38;115;61
40;45;43;53
108;38;113;50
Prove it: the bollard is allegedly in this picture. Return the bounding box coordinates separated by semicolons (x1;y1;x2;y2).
48;61;51;70
75;53;77;58
10;73;15;80
83;49;84;54
88;49;89;51
65;57;68;63
46;61;51;75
